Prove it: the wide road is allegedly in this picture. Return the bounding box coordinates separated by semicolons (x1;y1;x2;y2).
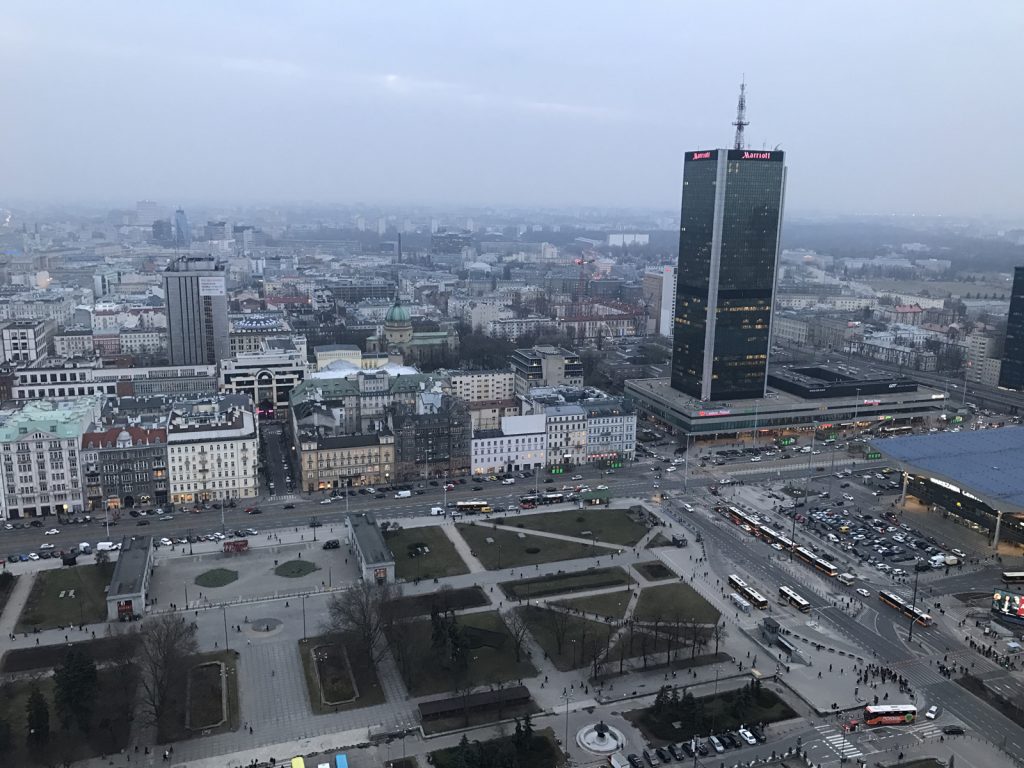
669;488;1024;759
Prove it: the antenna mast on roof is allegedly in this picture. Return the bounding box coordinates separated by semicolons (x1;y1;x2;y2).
732;77;749;150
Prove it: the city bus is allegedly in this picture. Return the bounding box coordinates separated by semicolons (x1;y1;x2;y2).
727;574;769;610
863;704;917;726
878;590;933;626
540;491;566;505
455;499;492;514
1002;571;1024;585
518;495;539;509
778;586;811;613
759;525;795;551
794;546;839;577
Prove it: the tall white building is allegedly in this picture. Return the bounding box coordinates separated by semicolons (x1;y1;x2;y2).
470;414;547;476
448;370;516;403
167;395;259;504
0;397;105;520
544;405;586;467
659;265;676;339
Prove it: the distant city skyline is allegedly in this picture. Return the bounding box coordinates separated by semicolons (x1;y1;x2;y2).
1;2;1022;218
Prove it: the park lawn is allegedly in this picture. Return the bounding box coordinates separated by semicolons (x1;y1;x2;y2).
494;507;649;546
390;610;537;697
553;589;631;620
457;523;604;570
634;583;720;625
194;568;238;588
430;727;562;768
275;560;318;578
0;571;16;621
500;567;631;600
158;650;240;743
391;586;490;619
16;562;115;632
385;525;469;581
0;666;134;766
517;605;615;672
2;633;139;673
188;662;226;730
298;633;386;715
627;681;796;744
645;533;673;549
634;561;676;581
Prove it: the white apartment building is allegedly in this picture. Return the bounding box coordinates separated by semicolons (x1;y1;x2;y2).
486;315;552;341
54;329;96;358
167;395;259;504
448;370;516;403
772;315;810;345
0;396;105;520
470;414;547;476
544;405;587;467
1;319;56;364
119;328;168;355
584;400;637;464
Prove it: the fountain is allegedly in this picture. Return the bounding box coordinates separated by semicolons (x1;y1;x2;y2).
576;720;626;755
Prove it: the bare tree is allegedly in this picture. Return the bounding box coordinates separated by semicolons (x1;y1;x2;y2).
137;615;198;726
545;607;572;657
712;622;729;655
504;610;530;663
323;580;401;667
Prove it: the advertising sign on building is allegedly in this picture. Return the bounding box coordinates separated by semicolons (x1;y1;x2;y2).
198;276;226;297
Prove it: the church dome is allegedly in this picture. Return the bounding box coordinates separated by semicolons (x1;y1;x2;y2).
385;299;411;325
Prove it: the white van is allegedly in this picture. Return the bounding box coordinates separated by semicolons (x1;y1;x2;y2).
837;573;855;586
430;506;445;516
394;490;412;499
95;541;117;552
609;753;631;768
681;502;695;513
929;553;947;568
501;478;516;485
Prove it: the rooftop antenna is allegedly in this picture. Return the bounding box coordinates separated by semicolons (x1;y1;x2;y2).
732;77;749;150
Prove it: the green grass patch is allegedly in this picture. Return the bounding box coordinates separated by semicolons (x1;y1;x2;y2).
194;568;238;588
157;651;239;745
387;610;537;697
500;567;631;600
634;583;720;625
518;605;615;672
16;562;115;632
627;680;796;743
274;560;318;578
0;666;135;766
298;633;386;715
0;571;16;619
634;561;675;581
430;728;562;768
187;662;226;730
2;633;140;673
313;643;356;704
553;589;631;620
391;586;490;619
645;533;673;549
493;507;649;546
458;523;603;570
384;525;470;581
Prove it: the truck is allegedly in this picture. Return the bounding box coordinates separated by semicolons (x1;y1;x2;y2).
394;490;412;499
944;555;959;567
837;573;855;586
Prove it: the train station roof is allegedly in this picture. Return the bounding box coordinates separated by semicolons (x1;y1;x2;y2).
869;427;1024;513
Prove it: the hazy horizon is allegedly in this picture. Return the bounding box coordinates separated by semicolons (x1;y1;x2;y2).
2;2;1022;218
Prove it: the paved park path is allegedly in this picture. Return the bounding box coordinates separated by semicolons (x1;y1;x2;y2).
0;568;35;638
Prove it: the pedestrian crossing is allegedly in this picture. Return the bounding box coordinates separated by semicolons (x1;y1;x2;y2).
814;724;863;760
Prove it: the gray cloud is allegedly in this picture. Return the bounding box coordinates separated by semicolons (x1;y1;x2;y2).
0;1;1021;217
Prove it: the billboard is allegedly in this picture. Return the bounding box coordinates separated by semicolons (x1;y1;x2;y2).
198;276;225;297
993;589;1024;621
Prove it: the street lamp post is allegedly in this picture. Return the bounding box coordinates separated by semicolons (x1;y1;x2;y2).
562;693;571;752
301;595;307;640
222;605;230;651
907;564;922;642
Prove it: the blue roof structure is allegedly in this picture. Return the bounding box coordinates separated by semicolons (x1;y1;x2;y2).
870;427;1024;512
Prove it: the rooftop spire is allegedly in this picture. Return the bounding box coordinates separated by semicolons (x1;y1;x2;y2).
732;77;749;150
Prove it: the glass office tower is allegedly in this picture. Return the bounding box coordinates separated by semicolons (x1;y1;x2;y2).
1000;266;1024;390
670;149;787;401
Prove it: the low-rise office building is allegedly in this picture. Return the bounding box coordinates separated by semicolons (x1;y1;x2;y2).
345;513;395;584
106;535;154;621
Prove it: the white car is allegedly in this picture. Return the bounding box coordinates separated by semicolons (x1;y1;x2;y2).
856;588;871;597
750;456;762;462
319;498;333;505
571;474;583;481
843;493;854;501
39;543;55;550
925;705;938;720
737;728;758;746
666;466;677;472
44;528;60;536
159;538;173;547
596;484;609;491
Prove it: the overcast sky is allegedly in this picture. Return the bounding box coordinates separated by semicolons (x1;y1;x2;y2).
2;2;1021;218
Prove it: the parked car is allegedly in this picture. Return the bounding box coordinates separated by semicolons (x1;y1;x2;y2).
322;540;340;550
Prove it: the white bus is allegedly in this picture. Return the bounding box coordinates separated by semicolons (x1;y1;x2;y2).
729;592;752;614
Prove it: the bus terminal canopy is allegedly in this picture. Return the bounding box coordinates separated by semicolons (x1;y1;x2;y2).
869;427;1024;515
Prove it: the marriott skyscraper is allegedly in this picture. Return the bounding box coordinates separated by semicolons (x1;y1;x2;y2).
670;148;787;401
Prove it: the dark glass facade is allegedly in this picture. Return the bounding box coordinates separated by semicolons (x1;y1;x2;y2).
670;149;786;401
1000;267;1024;390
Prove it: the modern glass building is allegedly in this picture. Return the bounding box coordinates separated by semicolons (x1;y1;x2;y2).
670;149;787;401
999;266;1024;391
